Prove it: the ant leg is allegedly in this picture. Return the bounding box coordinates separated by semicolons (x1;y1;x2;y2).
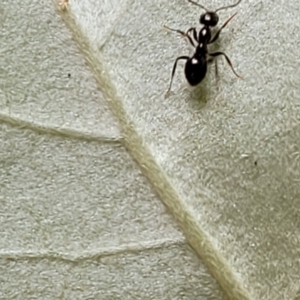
166;56;189;96
209;13;237;44
209;51;242;79
208;57;220;87
187;27;198;43
215;59;219;79
214;60;221;91
164;25;197;47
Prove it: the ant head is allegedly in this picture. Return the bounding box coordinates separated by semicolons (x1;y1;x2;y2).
189;0;242;27
200;12;219;27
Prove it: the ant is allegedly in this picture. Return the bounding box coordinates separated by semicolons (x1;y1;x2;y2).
164;0;242;96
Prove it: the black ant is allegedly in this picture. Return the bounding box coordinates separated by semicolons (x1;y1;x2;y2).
164;0;242;97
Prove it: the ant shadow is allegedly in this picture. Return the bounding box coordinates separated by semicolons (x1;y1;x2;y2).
187;79;210;109
185;56;223;111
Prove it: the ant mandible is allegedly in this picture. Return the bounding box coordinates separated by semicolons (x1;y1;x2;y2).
164;0;242;97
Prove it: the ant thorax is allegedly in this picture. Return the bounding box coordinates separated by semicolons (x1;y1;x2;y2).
198;26;211;44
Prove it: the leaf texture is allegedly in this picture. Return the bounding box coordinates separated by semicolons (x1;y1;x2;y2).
1;0;300;299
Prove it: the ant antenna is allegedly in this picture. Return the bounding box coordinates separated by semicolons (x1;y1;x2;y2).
187;0;208;12
215;0;242;13
187;0;242;13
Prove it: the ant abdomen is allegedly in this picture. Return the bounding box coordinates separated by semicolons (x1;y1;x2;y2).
185;57;207;86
